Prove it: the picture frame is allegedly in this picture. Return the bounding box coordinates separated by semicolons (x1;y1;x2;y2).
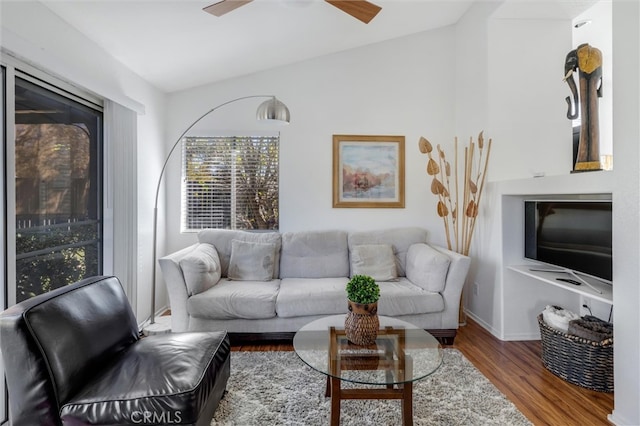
332;135;405;208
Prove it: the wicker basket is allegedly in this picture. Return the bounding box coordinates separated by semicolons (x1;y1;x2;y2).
345;301;379;345
537;314;613;392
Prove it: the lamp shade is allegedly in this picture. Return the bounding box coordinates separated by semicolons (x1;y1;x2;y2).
256;97;290;123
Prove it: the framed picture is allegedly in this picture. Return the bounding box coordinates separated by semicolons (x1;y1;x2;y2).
333;135;405;208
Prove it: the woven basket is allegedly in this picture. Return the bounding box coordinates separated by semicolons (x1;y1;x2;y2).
345;301;379;345
537;314;613;392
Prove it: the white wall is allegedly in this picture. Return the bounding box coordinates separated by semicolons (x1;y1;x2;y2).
454;1;499;137
163;26;458;255
487;18;573;181
0;1;167;323
455;2;575;334
609;1;640;424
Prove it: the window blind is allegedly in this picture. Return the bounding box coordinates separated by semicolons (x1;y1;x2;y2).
104;99;137;305
181;136;279;231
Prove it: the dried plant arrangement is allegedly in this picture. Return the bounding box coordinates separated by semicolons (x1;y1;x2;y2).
418;132;492;256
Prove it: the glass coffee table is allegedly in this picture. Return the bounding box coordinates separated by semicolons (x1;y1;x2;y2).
293;315;442;426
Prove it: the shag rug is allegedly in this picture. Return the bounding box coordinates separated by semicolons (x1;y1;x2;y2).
211;349;532;425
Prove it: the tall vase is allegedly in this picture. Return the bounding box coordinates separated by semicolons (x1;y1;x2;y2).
345;300;379;345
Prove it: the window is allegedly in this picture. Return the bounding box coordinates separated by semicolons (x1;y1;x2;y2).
181;135;279;231
14;76;103;302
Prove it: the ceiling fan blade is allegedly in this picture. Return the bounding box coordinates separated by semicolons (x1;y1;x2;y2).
203;0;253;17
325;0;382;24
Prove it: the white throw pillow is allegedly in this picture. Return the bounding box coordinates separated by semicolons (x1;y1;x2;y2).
228;239;276;281
350;244;397;281
179;243;221;296
405;243;451;292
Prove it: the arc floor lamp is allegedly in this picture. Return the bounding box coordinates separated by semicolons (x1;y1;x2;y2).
145;95;291;334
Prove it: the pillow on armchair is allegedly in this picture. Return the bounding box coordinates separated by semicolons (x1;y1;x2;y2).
179;243;221;296
406;243;451;292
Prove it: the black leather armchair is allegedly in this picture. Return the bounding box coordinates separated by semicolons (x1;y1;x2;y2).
0;276;231;426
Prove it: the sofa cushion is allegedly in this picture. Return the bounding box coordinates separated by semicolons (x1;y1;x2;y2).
198;229;281;279
179;243;221;296
280;230;349;278
60;331;230;425
228;240;276;281
187;279;280;320
276;278;349;317
348;227;428;277
377;278;444;316
406;243;451;293
350;244;397;281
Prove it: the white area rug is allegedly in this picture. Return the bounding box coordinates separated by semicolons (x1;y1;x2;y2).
211;349;532;425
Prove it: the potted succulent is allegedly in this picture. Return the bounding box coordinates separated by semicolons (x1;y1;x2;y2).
345;275;380;345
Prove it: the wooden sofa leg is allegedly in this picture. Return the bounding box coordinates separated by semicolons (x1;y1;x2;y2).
426;329;457;346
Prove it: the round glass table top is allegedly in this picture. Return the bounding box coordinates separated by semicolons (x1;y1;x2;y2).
293;315;443;386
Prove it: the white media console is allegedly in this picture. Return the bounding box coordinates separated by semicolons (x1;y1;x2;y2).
507;265;613;305
468;171;615;341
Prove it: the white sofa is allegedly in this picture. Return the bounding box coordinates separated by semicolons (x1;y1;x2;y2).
159;227;471;343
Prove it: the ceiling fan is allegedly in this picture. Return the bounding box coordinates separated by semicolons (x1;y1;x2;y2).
203;0;382;24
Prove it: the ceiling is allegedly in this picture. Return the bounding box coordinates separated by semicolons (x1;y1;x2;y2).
40;0;598;93
41;0;477;93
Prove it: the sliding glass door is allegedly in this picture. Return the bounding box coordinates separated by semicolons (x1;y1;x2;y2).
1;63;7;426
1;61;105;425
13;76;103;302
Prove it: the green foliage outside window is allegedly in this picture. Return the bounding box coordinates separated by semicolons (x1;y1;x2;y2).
16;223;99;302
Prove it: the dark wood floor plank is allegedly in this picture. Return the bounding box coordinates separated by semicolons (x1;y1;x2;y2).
231;317;614;425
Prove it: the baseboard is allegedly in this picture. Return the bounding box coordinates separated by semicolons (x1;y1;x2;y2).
607;410;628;426
501;331;541;341
464;311;502;339
464;310;541;341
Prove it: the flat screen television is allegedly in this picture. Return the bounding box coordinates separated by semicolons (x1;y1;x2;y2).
524;200;612;282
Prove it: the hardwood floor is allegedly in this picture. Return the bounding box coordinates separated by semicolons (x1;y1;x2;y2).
231;318;614;425
452;318;613;426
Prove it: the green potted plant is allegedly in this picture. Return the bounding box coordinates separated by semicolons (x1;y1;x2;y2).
345;275;380;345
346;274;380;305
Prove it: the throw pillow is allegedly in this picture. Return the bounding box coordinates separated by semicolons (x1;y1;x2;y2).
350;244;397;281
406;243;451;292
228;239;276;281
179;243;222;296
